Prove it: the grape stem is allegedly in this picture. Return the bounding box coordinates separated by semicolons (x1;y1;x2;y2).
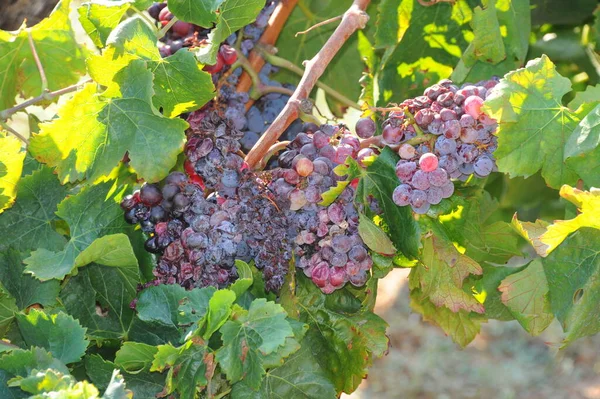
295;15;343;37
234;49;295;100
417;0;456;6
245;0;371;169
27;29;49;96
237;0;299;94
157;16;178;39
0;121;29;145
255;140;291;170
257;45;361;110
131;5;159;31
0;79;93;121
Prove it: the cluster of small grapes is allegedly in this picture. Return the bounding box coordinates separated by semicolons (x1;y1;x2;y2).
385;78;500;213
123;110;296;291
185;110;245;196
147;2;209;57
264;119;378;293
121;171;239;289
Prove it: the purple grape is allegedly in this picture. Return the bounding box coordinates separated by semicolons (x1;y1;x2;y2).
411;170;430;190
355;117;376;138
428;168;448;187
474;156;494;176
410;189;427;208
393;184;412;206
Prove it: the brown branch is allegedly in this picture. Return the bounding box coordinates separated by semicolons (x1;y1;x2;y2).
245;0;371;168
0;121;29;145
417;0;456;5
237;0;299;96
0;79;92;121
295;15;342;37
27;30;48;94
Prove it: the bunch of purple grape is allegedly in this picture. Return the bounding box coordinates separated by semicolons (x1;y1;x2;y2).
265;120;378;293
386;78;500;213
122;110;295;291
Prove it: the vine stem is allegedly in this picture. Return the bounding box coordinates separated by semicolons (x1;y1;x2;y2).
237;0;299;94
131;5;158;30
295;15;342;37
258;46;361;110
27;30;48;95
157;16;178;39
234;49;296;100
0;121;29;144
0;79;93;121
245;0;371;169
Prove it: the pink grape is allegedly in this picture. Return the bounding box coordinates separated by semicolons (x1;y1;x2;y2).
311;262;330;287
382;124;403;144
295;158;314;177
398;143;416;159
419;153;439;172
464;95;484;118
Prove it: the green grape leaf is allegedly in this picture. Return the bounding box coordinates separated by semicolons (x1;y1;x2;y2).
436;189;522;263
410;234;484;313
0;347;69;378
452;0;530;83
358;212;396;255
136;284;187;328
114;342;158;374
73;233;139;273
128;317;181;346
0;293;17;337
513;185;600;257
14;368;113;398
30;60;188;183
260;319;307;369
471;263;526;321
216;299;294;389
229;260;253;299
95;17;215;118
377;0;472;103
16;309;89;364
410;288;485;347
61;263;139;341
230;344;337;399
374;0;412;49
202;289;236;340
196;0;264;65
273;0;364;104
78;1;131;48
167;0;225;27
0;167;67;253
151;338;212;398
482;55;582;189
345;147;418;258
23;180;132;280
0;0;86;110
568;84;600;110
0;249;59;310
543;228;600;345
178;286;217;327
86;354;166;398
498;259;553;336
565;104;600;186
0;133;25;214
295;275;388;394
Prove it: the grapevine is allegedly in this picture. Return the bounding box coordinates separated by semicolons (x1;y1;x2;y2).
0;1;599;398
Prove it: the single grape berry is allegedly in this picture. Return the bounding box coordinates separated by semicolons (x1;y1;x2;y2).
419;153;439;172
295;158;314;177
140;184;163;206
464;95;484;118
382;124;403;144
355;117;376;138
219;45;238;65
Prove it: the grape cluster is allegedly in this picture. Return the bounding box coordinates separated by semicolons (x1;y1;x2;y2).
265;120;378;293
123;110;296;291
386;78;499;213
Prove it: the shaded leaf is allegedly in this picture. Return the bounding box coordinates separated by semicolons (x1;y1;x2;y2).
0;249;59;310
498;259;553;335
0;167;67;253
543;228;600;345
16;309;89;364
358;212;396;255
